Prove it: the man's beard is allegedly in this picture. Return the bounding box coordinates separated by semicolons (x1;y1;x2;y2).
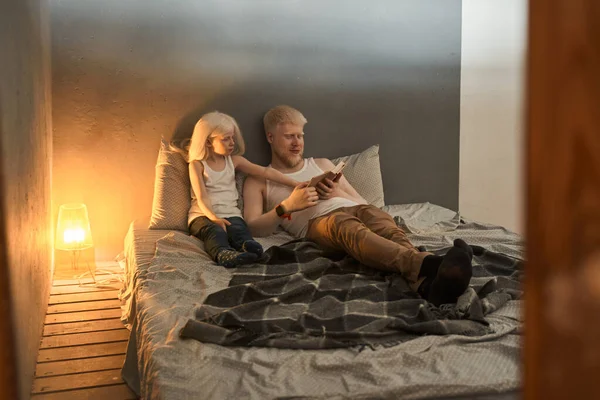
273;147;303;169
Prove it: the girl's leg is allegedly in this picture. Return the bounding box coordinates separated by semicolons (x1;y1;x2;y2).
226;217;263;256
189;216;258;267
189;216;233;261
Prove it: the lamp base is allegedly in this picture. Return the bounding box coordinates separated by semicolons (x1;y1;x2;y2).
70;250;96;284
68;251;123;287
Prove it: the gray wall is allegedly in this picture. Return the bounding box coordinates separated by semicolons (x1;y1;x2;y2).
0;0;53;398
51;0;461;258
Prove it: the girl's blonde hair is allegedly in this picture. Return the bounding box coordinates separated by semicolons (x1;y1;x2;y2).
187;111;245;162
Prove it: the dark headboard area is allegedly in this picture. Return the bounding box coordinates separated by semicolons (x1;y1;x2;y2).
51;0;461;257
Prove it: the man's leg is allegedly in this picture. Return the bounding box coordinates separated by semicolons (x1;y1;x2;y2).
353;204;425;252
349;204;444;291
225;217;263;256
351;205;473;305
306;209;427;290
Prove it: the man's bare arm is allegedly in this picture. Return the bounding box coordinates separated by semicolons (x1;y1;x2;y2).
243;176;320;237
243;176;283;237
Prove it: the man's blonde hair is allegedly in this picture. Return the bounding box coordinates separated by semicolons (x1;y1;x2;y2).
263;105;307;134
188;111;245;162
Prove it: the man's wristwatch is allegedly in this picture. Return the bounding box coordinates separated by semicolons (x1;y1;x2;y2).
275;203;292;220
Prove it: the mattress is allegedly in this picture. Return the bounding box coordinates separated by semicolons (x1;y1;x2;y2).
119;203;523;400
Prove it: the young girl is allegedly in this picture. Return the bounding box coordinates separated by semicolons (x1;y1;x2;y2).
187;111;299;267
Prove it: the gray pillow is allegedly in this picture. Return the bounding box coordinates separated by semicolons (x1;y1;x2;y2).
331;144;385;208
149;138;191;231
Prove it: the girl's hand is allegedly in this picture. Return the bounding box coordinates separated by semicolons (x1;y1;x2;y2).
210;217;231;231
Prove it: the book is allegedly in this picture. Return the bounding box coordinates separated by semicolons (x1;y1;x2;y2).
308;161;347;187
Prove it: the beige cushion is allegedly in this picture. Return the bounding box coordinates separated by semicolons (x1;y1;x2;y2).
149;138;190;231
331;144;385;208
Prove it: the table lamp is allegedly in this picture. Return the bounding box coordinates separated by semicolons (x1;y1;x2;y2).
55;203;95;281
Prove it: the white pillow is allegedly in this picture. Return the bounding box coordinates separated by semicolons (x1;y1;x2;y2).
148;138;190;231
332;144;385;208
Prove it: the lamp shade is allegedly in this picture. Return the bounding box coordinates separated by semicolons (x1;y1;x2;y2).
55;203;93;251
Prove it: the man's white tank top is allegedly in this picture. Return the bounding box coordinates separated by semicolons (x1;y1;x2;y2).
266;158;357;237
188;156;242;225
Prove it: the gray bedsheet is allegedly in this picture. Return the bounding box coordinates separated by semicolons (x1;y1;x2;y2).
120;203;523;400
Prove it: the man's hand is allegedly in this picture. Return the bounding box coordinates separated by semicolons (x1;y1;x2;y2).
210;217;231;231
315;177;344;200
281;182;319;213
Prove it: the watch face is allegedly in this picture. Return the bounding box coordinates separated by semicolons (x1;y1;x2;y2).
276;205;284;217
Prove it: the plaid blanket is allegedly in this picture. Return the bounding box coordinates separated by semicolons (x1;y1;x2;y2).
180;240;522;349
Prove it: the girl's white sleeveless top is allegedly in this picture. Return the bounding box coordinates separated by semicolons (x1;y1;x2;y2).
266;158;357;237
188;156;241;225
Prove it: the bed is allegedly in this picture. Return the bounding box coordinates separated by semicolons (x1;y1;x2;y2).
121;140;523;400
119;201;523;400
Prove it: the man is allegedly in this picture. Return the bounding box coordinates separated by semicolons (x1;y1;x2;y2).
243;105;472;306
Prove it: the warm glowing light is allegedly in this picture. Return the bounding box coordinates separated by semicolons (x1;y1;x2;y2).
64;228;85;244
55;203;93;251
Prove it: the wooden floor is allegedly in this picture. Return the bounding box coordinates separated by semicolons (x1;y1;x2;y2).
31;267;137;399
